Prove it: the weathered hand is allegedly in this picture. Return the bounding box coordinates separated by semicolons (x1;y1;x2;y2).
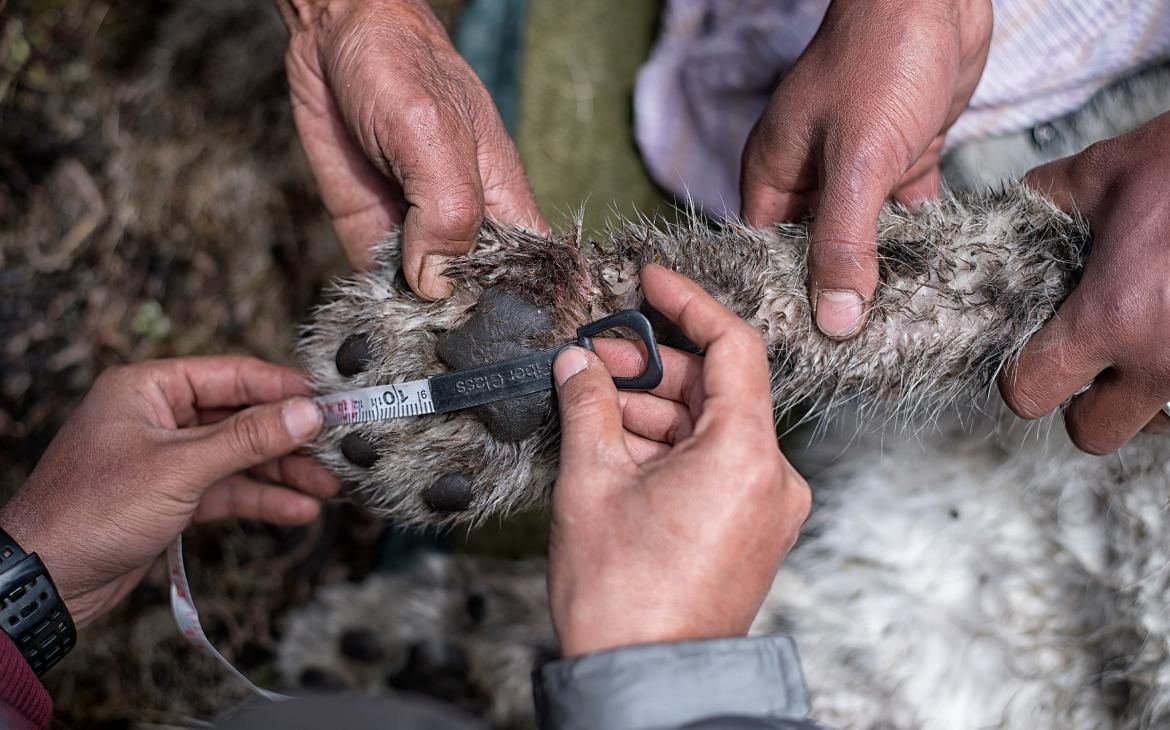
547;265;811;657
0;357;338;628
1001;112;1170;454
741;0;991;339
277;0;546;296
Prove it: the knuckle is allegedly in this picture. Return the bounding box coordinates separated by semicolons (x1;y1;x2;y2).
229;412;274;462
740;120;781;175
1069;138;1116;183
1092;289;1144;342
562;382;612;416
787;471;813;524
431;191;482;241
736;447;785;493
1064;411;1118;455
725;326;770;366
98;361;155;391
94;365;126;388
999;379;1050;420
812;236;875;258
808;239;879;289
398;95;448;137
825;122;898;179
738;325;769;357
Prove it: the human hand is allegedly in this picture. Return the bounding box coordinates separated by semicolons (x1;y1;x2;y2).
741;0;992;338
547;265;811;657
0;356;339;628
277;0;546;296
1000;112;1170;454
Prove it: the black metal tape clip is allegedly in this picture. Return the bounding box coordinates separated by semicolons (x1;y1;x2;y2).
575;308;663;391
428;309;664;415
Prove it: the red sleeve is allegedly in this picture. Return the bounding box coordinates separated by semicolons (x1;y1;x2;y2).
0;631;51;729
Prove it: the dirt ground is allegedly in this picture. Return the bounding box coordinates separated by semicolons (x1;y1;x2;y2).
0;0;665;726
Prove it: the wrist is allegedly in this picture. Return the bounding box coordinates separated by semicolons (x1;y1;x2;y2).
556;603;749;658
0;524;77;674
0;505;83;613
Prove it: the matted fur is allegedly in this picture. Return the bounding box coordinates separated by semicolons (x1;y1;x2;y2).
295;191;1170;727
299;184;1087;526
278;554;552;728
288;65;1170;730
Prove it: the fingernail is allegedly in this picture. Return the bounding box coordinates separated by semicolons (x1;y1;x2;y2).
419;254;453;299
284;397;323;440
553;346;589;386
815;290;865;339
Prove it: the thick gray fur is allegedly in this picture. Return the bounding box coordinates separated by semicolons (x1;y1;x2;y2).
299;185;1087;527
287;62;1170;730
278;554;552;728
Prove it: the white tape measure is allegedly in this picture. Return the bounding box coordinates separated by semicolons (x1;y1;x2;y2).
168;537;288;701
314;309;663;427
167;310;663;698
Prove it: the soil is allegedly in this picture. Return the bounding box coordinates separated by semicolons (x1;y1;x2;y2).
0;1;444;725
0;0;657;725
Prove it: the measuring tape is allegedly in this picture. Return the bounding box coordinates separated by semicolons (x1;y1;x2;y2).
314;309;663;427
168;537;288;701
168;309;662;700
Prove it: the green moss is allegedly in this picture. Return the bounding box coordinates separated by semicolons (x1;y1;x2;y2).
517;0;673;235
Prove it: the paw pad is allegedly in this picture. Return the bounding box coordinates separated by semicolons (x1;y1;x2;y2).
423;474;474;513
335;333;371;376
339;628;383;663
436;288;555;442
339;432;379;469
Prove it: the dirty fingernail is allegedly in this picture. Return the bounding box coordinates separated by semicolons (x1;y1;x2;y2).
815;290;865;339
419;254;454;299
553;347;590;386
284;397;323;440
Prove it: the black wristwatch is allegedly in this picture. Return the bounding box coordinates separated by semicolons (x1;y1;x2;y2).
0;527;75;675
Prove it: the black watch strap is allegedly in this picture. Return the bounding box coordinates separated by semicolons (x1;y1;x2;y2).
0;528;75;675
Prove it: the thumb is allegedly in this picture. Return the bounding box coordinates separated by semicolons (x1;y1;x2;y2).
807;159;888;340
553;347;631;476
1023;154;1084;214
182;397;323;483
397;115;485;301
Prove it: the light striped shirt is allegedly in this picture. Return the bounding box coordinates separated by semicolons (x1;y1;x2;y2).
634;0;1170;216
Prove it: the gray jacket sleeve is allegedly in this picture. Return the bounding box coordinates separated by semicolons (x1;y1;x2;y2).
534;635;826;730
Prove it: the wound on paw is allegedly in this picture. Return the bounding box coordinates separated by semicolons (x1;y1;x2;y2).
436;288;556;442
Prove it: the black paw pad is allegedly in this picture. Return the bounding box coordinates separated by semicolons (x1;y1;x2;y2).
339;628;383;663
465;593;487;625
386;641;475;706
423;473;473;512
437;289;555;442
335;333;372;376
340;432;379;468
